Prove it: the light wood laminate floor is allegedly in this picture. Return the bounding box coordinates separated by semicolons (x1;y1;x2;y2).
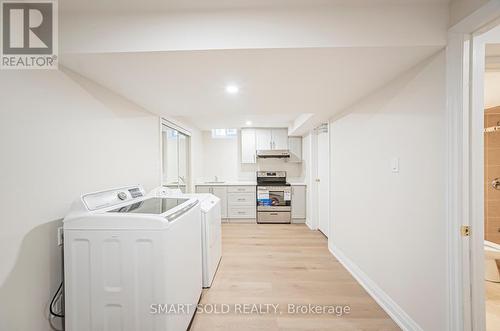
486;280;500;331
190;224;400;331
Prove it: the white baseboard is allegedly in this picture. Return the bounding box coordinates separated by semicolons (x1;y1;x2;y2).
305;220;316;230
328;244;423;331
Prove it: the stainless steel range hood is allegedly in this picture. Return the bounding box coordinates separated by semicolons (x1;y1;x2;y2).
256;150;290;158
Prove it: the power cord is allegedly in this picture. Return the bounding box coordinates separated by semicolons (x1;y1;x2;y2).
50;282;64;318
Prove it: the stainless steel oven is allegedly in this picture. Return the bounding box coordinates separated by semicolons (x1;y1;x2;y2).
256;171;291;224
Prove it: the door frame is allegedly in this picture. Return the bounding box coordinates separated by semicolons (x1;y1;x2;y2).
312;123;330;237
159;118;192;192
309;130;319;230
447;3;500;330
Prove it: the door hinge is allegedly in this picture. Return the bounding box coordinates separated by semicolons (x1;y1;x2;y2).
460;225;470;237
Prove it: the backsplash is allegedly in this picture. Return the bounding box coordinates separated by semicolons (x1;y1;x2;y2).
200;130;305;183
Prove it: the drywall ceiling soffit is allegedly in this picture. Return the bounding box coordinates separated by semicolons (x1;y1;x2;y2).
59;3;448;54
60;0;450;14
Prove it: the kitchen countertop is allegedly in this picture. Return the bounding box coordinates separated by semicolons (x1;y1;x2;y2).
195;181;306;186
195;181;257;186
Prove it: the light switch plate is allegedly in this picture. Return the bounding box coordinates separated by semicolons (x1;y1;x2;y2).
391;157;399;173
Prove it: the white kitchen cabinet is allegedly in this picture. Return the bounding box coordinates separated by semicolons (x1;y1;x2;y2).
228;193;255;205
254;128;289;151
288;136;302;162
240;129;256;164
227;186;256;193
195;185;228;219
195;186;211;194
211;186;228;219
227;185;256;222
272;129;289;150
255;129;273;150
228;206;256;219
291;185;306;219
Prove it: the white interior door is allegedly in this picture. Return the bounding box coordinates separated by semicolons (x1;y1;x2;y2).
469;31;489;331
317;125;330;237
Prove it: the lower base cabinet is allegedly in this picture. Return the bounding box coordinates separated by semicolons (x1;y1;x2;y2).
212;187;228;219
291;185;306;221
195;185;228;219
196;185;255;222
196;184;306;223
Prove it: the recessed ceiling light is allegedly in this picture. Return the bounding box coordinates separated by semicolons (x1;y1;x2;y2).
225;84;239;94
245;121;252;126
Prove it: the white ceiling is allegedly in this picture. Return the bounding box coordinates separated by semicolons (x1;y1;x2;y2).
62;47;441;130
61;0;448;13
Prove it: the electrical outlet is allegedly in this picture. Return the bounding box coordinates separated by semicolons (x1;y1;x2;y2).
57;227;64;246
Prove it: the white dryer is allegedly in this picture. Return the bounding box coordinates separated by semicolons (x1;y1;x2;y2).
63;185;202;331
152;187;222;288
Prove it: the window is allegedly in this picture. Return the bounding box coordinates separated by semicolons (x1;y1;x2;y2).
211;128;237;138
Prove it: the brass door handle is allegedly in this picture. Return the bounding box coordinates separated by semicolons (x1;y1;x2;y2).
492;178;500;190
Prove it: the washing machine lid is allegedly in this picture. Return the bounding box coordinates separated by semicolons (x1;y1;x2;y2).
107;197;190;215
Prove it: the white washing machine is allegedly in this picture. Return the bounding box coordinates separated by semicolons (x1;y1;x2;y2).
63;185;202;331
152;187;222;288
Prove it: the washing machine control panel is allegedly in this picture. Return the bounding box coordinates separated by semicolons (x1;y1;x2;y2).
117;192;127;200
82;185;145;211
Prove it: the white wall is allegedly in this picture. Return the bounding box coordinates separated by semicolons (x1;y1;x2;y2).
0;68;161;330
329;52;446;331
199;130;304;182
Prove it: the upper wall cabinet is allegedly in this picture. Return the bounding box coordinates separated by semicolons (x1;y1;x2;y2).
255;129;272;150
272;129;289;150
255;128;288;151
241;128;302;164
241;129;256;164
